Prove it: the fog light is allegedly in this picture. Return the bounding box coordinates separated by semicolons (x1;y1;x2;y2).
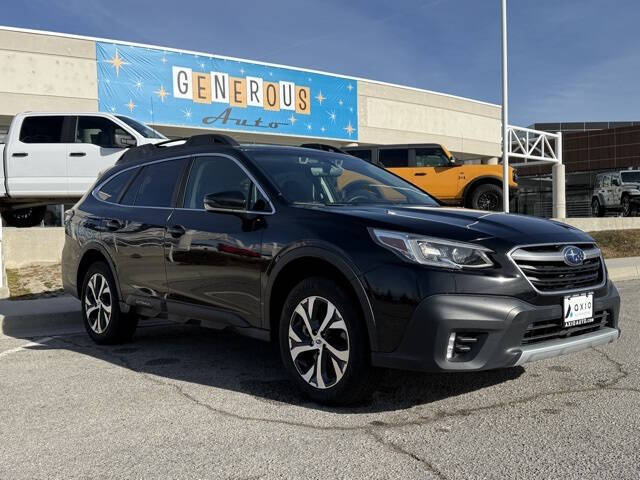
446;332;456;359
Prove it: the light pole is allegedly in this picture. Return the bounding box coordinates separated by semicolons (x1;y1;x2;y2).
501;0;510;213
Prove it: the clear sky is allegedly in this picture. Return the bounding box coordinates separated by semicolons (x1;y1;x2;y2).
2;0;638;126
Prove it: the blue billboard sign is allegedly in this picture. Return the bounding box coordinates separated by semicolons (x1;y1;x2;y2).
96;42;358;141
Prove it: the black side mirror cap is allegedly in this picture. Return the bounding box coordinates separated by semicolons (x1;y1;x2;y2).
204;191;247;212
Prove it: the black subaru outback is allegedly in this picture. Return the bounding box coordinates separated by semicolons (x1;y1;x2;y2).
62;134;620;405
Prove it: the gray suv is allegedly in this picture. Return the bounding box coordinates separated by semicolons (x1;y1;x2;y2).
592;170;640;217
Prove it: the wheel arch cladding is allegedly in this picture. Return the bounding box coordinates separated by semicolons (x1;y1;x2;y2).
265;249;378;350
76;247;121;301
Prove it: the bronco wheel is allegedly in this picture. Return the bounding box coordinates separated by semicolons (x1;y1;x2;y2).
81;262;138;344
621;195;631;217
591;198;604;217
471;184;503;211
279;277;376;405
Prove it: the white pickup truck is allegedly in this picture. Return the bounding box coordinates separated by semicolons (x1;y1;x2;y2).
0;112;166;227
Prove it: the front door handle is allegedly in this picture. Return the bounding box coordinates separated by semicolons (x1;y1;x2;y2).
69;152;86;157
12;152;28;157
167;225;186;238
414;172;427;176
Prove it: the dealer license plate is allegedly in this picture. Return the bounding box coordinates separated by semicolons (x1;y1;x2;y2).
563;293;594;327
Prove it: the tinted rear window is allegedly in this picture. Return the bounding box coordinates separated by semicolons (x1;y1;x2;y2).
96;169;136;203
19;116;65;143
378;149;409;168
121;159;185;207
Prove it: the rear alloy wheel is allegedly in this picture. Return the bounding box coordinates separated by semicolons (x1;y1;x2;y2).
621;195;631;217
279;277;376;405
81;262;138;344
592;198;604;217
471;184;503;211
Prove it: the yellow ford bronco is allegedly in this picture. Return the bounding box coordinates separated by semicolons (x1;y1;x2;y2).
343;144;517;211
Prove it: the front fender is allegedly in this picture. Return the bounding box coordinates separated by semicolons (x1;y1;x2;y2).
262;242;379;351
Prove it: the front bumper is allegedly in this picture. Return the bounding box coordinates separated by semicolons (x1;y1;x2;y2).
371;280;620;372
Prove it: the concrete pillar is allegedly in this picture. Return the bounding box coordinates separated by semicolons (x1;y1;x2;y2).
552;163;566;218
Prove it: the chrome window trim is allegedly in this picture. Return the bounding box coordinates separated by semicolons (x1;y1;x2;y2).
92;153;275;215
507;242;607;296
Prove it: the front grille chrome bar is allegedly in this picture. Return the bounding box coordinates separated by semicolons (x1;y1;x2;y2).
511;247;601;263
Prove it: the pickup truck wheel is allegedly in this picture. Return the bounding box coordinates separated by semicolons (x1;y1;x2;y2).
279;277;377;406
1;206;47;227
471;184;503;211
81;262;138;345
621;195;632;217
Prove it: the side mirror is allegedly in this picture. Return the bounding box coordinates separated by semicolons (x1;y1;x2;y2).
204;191;246;212
114;133;137;148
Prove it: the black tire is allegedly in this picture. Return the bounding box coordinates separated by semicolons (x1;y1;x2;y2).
80;262;138;345
470;183;503;211
1;206;46;227
621;195;632;217
279;276;376;406
591;198;604;217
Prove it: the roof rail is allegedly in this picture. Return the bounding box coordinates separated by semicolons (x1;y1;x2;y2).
300;143;348;154
185;134;239;147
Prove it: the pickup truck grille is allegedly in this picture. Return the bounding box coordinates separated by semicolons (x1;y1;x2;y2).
522;310;611;346
510;243;605;293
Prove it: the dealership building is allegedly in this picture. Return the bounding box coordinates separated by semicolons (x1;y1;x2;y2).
0;26;502;162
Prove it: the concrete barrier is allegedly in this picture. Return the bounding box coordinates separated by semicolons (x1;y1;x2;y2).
553;217;640;232
2;227;65;268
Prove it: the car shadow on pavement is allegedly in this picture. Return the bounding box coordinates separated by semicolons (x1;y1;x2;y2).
9;319;524;413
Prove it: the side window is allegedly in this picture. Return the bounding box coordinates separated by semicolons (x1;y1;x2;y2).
183;156;252;210
96;169;136;203
378;148;409;168
348;149;372;162
19;116;65;143
121;159;185;207
415;147;450;167
603;176;611;188
75;116;129;148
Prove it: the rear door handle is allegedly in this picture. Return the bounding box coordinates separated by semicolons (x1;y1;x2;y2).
414;172;427;176
69;152;86;157
167;225;186;238
104;218;124;231
12;152;28;157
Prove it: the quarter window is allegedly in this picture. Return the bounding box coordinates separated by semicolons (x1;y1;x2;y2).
121;159;185;207
183;156;252;210
19;116;65;143
378;148;409;168
96;169;136;203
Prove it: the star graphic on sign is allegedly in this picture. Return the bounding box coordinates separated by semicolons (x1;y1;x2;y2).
154;85;169;102
320;126;326;133
134;80;144;91
109;105;116;112
306;124;312;131
182;108;192;120
269;71;273;76
338;99;344;106
240;68;245;75
328;110;337;123
288;114;297;125
349;107;354;113
200;62;206;70
125;99;136;112
343;121;356;137
106;49;129;76
347;83;354;91
315;90;326;105
161;54;168;64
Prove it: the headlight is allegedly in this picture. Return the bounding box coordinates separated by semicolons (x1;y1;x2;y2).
371;229;494;269
628;189;640;195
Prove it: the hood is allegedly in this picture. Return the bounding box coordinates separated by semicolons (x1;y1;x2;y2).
312;205;593;247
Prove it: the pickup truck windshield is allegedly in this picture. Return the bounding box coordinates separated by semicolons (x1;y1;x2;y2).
249;150;438;206
116;116;165;139
621;171;640;183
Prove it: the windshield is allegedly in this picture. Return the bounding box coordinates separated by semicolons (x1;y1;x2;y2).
249;150;438;207
116;116;166;139
621;171;640;183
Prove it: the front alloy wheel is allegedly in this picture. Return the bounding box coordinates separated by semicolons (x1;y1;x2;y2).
288;296;350;389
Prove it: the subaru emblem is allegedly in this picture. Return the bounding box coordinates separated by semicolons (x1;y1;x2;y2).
563;246;585;266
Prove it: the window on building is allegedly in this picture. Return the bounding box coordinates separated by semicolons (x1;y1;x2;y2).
19;116;65;143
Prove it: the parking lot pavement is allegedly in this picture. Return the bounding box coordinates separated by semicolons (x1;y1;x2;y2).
0;282;638;480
